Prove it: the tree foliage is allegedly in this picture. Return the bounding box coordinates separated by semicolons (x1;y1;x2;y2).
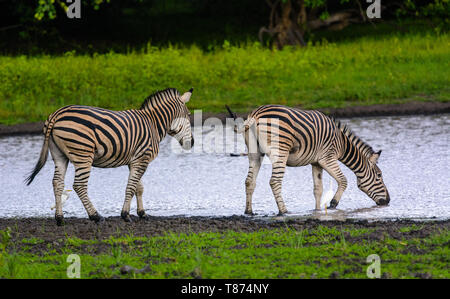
1;0;447;53
259;0;449;48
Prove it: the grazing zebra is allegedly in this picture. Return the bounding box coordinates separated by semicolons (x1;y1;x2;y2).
227;104;390;215
25;88;194;225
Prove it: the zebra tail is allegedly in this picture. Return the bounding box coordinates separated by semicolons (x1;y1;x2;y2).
236;118;255;133
24;117;55;185
225;105;254;133
225;105;237;120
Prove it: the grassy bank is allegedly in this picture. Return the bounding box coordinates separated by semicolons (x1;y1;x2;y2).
0;31;449;125
0;221;448;279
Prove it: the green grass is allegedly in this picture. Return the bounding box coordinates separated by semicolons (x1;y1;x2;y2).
0;31;449;125
0;225;448;279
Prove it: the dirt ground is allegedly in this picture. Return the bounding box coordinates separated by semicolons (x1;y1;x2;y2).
1;101;449;136
1;216;448;246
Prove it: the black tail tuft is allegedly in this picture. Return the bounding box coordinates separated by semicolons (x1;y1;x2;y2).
24;160;45;186
24;136;50;185
25;112;54;185
225;105;237;120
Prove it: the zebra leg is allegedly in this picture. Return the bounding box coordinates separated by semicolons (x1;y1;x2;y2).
319;159;348;209
312;164;323;210
268;153;289;215
121;163;148;222
135;180;146;219
49;140;69;226
128;164;146;218
244;153;263;215
72;162;104;223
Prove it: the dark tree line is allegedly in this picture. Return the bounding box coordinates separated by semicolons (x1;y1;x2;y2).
0;0;448;54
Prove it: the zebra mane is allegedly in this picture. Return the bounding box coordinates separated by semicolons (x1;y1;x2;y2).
333;118;375;158
140;88;180;110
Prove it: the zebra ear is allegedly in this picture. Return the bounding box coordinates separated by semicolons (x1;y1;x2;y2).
180;88;193;103
370;150;382;164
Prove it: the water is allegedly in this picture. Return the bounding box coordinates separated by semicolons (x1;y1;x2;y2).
0;114;449;220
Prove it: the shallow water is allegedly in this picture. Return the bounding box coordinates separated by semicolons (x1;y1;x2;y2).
0;114;449;220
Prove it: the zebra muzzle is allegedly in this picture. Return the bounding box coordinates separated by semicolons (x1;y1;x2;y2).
376;190;390;206
181;135;194;150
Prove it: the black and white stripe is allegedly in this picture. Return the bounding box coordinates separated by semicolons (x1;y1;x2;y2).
230;104;389;215
26;88;194;225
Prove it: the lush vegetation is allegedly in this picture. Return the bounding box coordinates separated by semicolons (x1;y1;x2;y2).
0;28;449;125
4;1;447;54
0;224;448;279
1;1;448;125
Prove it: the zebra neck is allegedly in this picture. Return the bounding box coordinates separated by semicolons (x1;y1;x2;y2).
338;134;370;178
146;106;173;142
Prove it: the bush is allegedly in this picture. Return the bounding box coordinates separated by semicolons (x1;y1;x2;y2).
0;31;449;124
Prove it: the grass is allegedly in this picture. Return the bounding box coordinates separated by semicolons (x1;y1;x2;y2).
0;30;449;125
0;225;448;279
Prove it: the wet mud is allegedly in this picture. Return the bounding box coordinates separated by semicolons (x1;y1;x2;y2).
0;216;448;255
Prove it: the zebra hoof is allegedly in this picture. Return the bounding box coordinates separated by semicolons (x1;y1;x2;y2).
89;213;104;223
277;210;288;216
244;210;254;216
55;215;64;226
328;199;338;209
137;210;148;219
121;212;132;223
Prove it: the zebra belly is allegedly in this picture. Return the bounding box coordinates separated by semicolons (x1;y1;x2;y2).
92;146;134;168
286;150;316;167
92;157;129;168
92;158;128;168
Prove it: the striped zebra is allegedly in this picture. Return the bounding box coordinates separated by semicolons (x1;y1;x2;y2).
25;88;194;225
227;104;390;215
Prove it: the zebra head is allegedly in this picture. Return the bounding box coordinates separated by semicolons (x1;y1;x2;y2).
356;150;390;206
168;88;194;150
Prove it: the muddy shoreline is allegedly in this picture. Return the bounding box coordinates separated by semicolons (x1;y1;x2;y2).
1;101;449;136
1;216;448;242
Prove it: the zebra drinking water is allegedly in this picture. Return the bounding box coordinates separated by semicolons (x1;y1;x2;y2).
25;88;194;225
227;104;390;215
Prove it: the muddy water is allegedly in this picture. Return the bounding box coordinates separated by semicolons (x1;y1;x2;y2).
0;114;449;220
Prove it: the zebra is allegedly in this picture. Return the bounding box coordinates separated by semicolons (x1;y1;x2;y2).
227;104;390;215
25;87;194;225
